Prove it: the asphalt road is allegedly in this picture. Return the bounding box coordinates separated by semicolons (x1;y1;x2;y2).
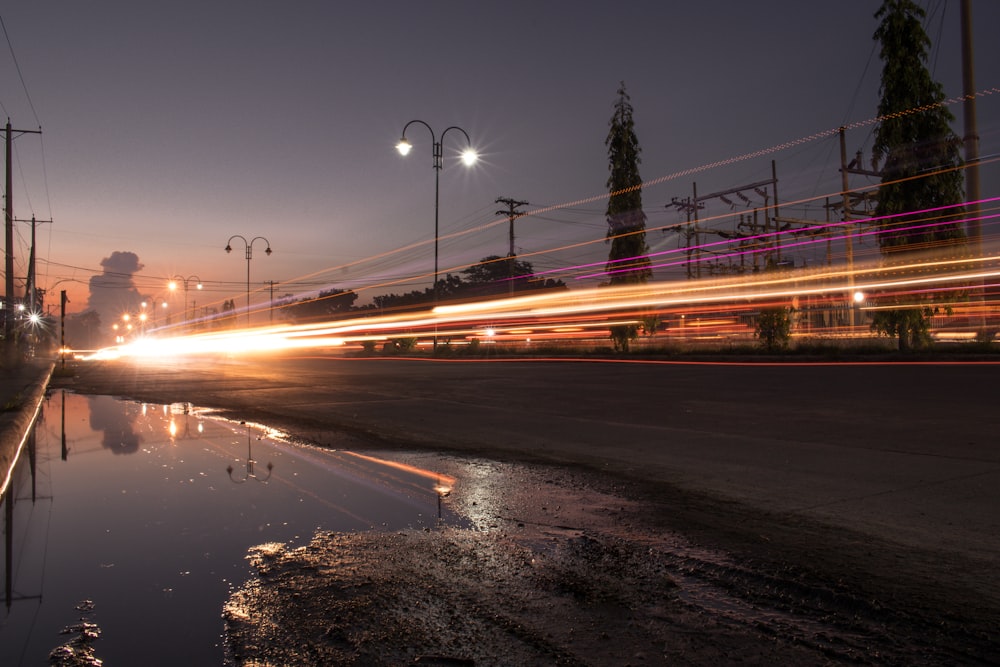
61;353;1000;567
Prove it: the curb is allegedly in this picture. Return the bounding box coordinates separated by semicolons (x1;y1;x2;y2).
0;361;55;497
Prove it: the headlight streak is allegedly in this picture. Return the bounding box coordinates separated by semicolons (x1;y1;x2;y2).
84;244;999;361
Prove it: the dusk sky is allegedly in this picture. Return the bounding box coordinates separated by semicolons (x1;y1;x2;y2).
2;1;998;321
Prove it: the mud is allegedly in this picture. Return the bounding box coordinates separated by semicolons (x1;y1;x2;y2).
224;456;997;666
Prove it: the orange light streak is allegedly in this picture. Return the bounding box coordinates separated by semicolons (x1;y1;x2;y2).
342;451;456;488
87;244;1000;361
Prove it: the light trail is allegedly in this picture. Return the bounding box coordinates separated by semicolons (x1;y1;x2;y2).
79;242;999;361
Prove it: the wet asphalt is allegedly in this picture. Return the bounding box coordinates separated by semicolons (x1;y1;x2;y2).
52;353;1000;567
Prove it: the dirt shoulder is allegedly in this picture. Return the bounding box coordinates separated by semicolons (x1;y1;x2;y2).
52;360;1000;665
222;454;999;665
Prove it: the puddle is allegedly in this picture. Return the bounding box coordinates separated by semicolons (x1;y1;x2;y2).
0;390;464;666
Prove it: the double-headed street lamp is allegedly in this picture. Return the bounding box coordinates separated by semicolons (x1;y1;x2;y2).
225;235;272;328
396;120;477;349
168;275;202;331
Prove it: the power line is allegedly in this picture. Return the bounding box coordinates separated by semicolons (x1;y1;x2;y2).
0;14;41;126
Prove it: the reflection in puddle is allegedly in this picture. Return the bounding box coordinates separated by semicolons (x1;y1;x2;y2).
1;390;464;666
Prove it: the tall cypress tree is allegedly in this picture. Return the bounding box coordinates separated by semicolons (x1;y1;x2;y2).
605;83;651;352
605;82;651;284
870;0;965;349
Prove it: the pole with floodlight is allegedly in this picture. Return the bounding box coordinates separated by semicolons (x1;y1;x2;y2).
225;235;271;328
396;120;477;351
169;274;203;332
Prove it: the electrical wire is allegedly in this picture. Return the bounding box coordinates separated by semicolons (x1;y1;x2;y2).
0;13;41;125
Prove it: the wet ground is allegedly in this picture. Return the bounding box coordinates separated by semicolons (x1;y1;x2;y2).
0;392;465;665
48;357;1000;665
222;453;999;665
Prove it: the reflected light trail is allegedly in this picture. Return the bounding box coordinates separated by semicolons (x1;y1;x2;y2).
343;452;457;489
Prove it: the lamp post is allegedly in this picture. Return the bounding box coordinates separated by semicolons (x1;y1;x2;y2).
168;275;203;332
396;120;477;350
225;235;272;328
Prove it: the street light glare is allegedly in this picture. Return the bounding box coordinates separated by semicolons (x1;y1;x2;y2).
461;149;477;166
396;138;413;156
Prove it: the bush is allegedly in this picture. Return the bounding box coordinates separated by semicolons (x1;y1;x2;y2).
755;307;792;351
609;324;639;353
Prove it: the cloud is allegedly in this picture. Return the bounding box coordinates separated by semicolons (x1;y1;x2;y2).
86;251;146;326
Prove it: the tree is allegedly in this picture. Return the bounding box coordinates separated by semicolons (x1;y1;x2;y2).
605;82;651;284
870;0;965;350
460;256;566;298
282;288;357;324
605;82;651;352
755;307;793;352
462;255;534;287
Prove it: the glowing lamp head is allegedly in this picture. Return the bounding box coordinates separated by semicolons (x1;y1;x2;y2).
460;149;477;166
396;137;413;156
196;282;203;290
169;281;178;291
853;291;865;304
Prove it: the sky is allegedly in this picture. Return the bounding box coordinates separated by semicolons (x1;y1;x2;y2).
1;1;999;325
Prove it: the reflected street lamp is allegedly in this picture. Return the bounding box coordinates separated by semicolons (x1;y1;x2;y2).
169;275;203;331
227;421;273;483
396;120;477;350
225;235;272;328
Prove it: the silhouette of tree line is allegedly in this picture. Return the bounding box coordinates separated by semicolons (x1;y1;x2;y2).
279;255;566;324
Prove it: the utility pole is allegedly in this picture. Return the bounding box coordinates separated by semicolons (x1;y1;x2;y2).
495;197;529;297
268;280;277;323
17;216;53;313
837;130;883;331
667;197;703;279
960;0;986;331
839;127;857;330
960;0;981;256
4;120;42;353
770;160;781;266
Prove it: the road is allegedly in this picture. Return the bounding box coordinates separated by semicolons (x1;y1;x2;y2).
54;353;1000;663
61;353;1000;561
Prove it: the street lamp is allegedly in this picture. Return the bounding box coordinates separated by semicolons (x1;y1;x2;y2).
169;275;203;331
225;235;272;328
396;120;477;350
